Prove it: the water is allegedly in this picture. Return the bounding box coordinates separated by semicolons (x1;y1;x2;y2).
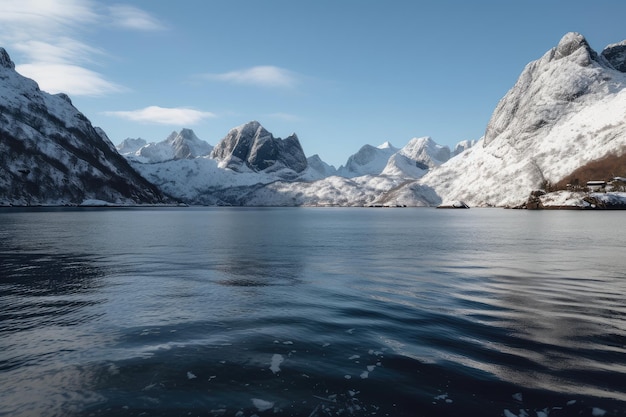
1;207;625;417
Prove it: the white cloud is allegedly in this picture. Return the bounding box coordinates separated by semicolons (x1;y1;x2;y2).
204;66;298;88
108;4;166;31
16;63;126;97
0;0;97;31
0;0;164;97
104;106;216;125
13;38;103;65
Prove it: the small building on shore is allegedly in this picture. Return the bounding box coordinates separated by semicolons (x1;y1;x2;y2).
586;180;607;191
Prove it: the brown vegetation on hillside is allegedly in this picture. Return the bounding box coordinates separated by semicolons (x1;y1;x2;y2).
553;152;626;190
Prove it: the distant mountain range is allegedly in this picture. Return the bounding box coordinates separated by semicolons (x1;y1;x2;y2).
1;32;625;207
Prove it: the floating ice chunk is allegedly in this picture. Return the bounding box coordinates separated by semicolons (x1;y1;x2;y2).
503;410;517;417
360;371;368;379
187;371;197;380
592;408;606;417
367;365;375;372
270;354;284;374
512;392;523;402
349;355;360;360
322;343;330;347
283;341;293;345
566;400;577;406
344;375;351;379
346;328;355;334
252;398;274;412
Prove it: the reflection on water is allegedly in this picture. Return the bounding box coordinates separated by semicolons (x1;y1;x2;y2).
1;208;625;417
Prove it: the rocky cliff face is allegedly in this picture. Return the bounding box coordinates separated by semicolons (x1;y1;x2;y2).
0;48;166;206
211;121;307;174
601;40;626;73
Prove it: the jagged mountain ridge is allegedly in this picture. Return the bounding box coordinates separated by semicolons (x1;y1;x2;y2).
211;121;308;174
0;48;166;206
118;128;213;163
405;32;626;207
4;32;624;207
126;122;464;205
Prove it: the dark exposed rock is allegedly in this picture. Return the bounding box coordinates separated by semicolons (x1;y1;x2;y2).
602;41;626;72
211;121;307;173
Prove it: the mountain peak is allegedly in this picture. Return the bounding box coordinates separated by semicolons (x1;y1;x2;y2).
602;40;626;72
211;122;307;173
0;48;15;70
552;32;598;66
377;141;395;150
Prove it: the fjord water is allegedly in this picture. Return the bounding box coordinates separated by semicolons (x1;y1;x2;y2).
1;208;625;417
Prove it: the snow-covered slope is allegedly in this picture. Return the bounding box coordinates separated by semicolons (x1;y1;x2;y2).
381;136;450;178
452;139;478;157
122;32;626;208
409;32;626;207
337;142;399;177
121;128;212;163
0;48;166;206
127;125;454;206
306;154;337;178
117;137;147;155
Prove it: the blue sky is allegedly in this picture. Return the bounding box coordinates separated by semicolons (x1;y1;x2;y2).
1;0;625;167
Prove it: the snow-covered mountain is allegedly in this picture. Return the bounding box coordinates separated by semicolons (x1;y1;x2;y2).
125;122;458;206
336;142;399;177
6;32;623;208
407;32;626;207
306;154;337;178
119;128;212;163
0;48;166;206
116;137;147;155
211;121;307;175
381;136;451;178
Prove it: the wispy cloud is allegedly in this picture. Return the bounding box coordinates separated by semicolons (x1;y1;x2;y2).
203;66;298;89
104;106;216;125
0;0;98;33
0;0;163;96
108;4;166;31
17;63;126;97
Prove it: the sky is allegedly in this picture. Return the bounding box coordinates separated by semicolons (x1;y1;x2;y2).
0;0;625;167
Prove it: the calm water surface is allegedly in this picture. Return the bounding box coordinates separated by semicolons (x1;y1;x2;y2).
1;207;625;417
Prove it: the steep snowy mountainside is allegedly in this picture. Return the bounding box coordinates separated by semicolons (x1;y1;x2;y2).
412;32;626;207
381;136;451;178
0;48;166;206
336;142;399;178
168;128;213;159
452;139;478;157
117;137;147;155
306;154;337;178
122;128;212;163
211;121;307;174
